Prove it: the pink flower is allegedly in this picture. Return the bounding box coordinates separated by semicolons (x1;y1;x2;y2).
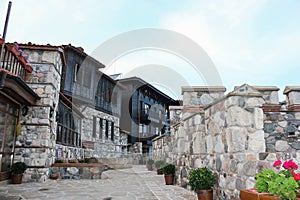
283;160;298;170
273;160;282;168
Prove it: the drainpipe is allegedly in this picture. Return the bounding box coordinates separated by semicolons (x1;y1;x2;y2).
0;1;12;66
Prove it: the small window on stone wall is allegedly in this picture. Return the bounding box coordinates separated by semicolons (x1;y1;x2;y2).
92;116;97;138
99;118;103;139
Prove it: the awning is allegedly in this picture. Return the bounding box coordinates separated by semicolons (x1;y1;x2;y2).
0;70;40;105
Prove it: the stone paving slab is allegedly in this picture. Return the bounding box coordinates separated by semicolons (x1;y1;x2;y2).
0;165;197;200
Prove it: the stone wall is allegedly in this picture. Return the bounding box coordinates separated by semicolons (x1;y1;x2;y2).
53;98;129;168
152;84;300;199
15;47;64;183
80;106;127;158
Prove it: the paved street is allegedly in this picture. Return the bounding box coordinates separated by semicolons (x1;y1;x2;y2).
0;165;197;200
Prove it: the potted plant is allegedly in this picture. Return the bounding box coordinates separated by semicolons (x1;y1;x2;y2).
154;160;166;175
241;160;300;200
189;167;216;200
147;159;154;171
11;162;27;184
162;163;175;185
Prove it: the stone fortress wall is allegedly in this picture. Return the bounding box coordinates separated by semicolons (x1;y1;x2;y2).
152;84;300;199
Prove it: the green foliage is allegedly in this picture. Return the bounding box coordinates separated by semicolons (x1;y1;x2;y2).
254;169;277;193
189;167;216;190
162;163;175;175
154;160;166;169
268;176;299;200
278;169;294;178
11;162;27;174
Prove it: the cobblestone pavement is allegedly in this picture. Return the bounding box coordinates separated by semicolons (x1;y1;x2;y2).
0;165;197;200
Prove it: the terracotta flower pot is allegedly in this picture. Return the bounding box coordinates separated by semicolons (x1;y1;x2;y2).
11;173;23;184
240;189;268;200
196;189;213;200
157;169;163;175
164;174;174;185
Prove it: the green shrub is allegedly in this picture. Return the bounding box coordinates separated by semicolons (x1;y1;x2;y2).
154;160;166;169
162;163;175;175
11;162;27;174
189;167;216;190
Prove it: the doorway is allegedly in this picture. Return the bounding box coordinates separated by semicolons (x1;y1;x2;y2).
0;96;19;181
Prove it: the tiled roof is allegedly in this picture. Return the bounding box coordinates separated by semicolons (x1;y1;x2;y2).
18;42;66;66
62;44;105;68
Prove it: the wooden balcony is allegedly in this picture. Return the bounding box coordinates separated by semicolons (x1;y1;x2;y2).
0;39;39;105
0;40;33;80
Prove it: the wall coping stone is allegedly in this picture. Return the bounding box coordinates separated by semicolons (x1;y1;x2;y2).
253;86;280;91
233;86;280;92
181;86;226;94
283;86;300;94
169;106;183;110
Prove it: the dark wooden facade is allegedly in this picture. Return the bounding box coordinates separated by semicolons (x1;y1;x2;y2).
61;45;122;117
118;77;178;154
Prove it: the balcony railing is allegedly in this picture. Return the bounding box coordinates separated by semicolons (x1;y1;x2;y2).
0;39;33;80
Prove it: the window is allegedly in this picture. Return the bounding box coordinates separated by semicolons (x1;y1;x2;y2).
105;120;109;138
155;127;159;135
111;121;114;141
92;116;97;138
99;118;103;139
56;102;81;147
73;63;79;82
106;89;112;103
144;104;150;114
139;124;143;135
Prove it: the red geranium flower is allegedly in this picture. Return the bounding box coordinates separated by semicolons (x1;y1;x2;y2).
283;160;298;170
273;160;282;168
294;173;300;181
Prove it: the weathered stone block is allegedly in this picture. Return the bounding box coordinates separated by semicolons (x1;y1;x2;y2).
254;108;264;129
226;127;247;152
248;130;265;152
215;134;225;153
275;140;289;151
243;162;257;176
245;98;264;108
227;107;252;127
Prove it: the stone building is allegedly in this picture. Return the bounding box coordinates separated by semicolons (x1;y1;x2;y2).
152;84;300;199
0;40;40;181
0;42;131;183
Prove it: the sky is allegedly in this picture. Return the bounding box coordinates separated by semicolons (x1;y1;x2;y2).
0;0;299;100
